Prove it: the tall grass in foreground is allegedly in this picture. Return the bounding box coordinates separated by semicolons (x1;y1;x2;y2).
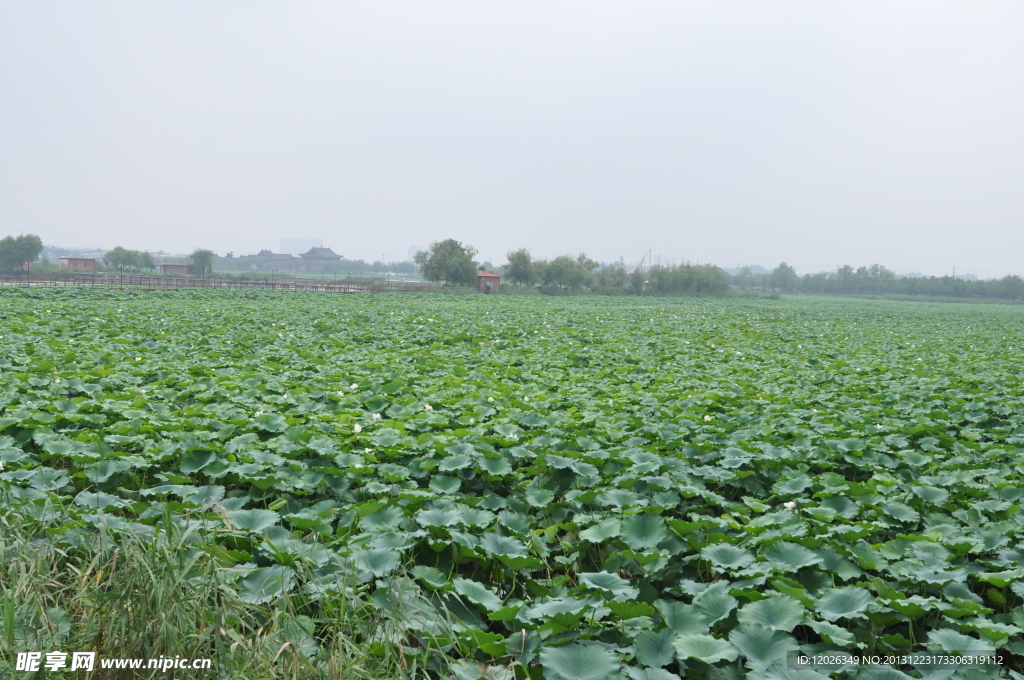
0;496;445;680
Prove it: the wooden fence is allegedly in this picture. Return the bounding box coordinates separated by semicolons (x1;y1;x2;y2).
0;274;446;294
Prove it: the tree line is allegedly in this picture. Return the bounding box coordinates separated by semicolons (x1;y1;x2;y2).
413;239;728;295
0;236;219;277
7;233;1022;300
0;234;43;273
504;248;727;295
734;262;1024;300
102;246;155;271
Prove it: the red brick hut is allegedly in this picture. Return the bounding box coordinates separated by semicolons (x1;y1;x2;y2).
58;257;96;272
477;270;500;294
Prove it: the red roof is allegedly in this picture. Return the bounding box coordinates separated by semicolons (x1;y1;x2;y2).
477;270;500;277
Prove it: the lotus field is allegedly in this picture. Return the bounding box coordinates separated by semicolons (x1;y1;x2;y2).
3;289;1024;680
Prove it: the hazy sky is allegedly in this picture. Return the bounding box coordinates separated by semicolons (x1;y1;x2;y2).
2;3;1022;275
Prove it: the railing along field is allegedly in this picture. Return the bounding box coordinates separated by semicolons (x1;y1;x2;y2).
0;274;444;294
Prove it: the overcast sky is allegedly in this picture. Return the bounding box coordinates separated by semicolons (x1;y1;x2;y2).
1;2;1022;275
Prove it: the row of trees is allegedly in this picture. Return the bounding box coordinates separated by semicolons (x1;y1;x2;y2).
505;248;728;295
412;240;728;295
0;234;44;273
104;247;216;276
102;246;155;272
99;246;216;277
8;232;1022;300
735;262;1024;300
0;235;218;277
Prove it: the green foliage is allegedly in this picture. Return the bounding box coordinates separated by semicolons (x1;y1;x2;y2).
736;595;805;632
1;290;1024;678
506;251;728;296
646;263;728;296
732;262;1024;301
0;233;43;273
414;238;477;285
539;644;619;680
771;261;799;291
0;501;425;679
504;248;536;286
191;248;216;278
102;245;155;272
672;634;738;664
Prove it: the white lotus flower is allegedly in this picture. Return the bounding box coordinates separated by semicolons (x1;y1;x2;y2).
487;397;494;403
875;424;883;430
784;501;797;510
337;390;344;396
469;418;476;424
372;413;382;420
353;423;362;433
425;403;433;411
509;434;519;440
523;397;529;402
364;447;372;453
254;411;263;417
350;383;358;390
704;415;712;422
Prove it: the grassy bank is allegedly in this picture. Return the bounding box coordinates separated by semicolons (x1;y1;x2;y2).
0;496;444;679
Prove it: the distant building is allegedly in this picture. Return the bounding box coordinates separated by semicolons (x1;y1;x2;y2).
300;247;342;272
156;263;192;275
58;257;96;272
477;270;500;294
281;238;323;256
247;250;295;270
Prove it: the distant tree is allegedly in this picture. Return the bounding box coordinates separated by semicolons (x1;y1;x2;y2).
191;249;215;278
593;260;628;293
102;247;155;272
505;248;535;286
0;234;43;273
575;253;599;273
103;246;133;271
413;239;477;285
771;262;799;291
541;255;589;290
629;265;646;293
735;265;753;289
